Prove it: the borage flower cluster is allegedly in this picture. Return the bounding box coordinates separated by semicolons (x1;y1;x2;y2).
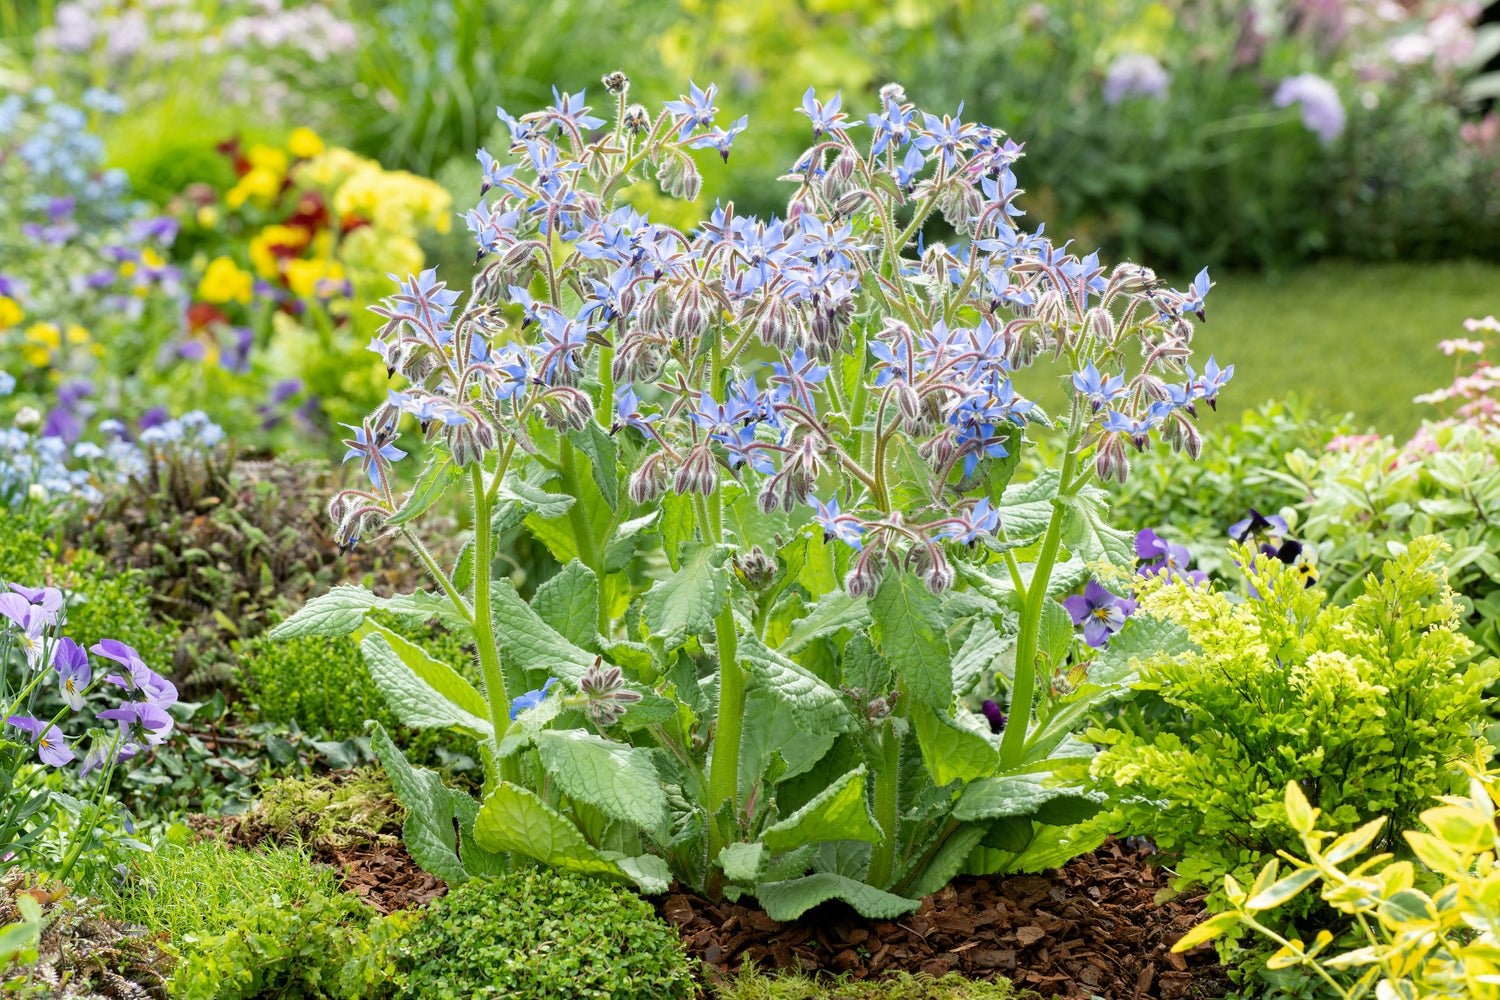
336;75;1233;602
0;581;175;876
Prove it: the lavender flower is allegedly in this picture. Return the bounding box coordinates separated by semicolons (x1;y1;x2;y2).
53;638;90;711
5;716;73;767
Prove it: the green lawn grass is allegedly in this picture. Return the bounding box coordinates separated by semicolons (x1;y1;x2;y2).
1191;259;1500;439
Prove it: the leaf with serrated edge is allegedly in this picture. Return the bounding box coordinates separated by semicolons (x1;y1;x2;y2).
756;873;920;921
534;729;666;831
490;582;598;685
953;772;1076;821
784;591;870;655
719;842;765;883
952;620;1011;698
996;471;1060;538
569;423;618;511
387;453;460;527
616;854;671;894
370;722;470;882
360;634;493;736
269;585;379;640
658;494;696;571
739;634;852;731
760;766;880;854
872;571;952;710
911;702;998;786
1090;613;1196;687
531;560;599;649
903;822;990;898
643;541;730;645
472;782;626;879
1056;489;1134;567
356;620;488;720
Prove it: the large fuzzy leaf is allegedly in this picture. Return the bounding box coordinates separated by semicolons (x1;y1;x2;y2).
910;701;998;786
269;585;380;640
738;634;852;732
472;782;624;879
534;729;667;831
872;571;952;710
784;591;870;655
995;471;1060;538
951;619;1011;699
953;771;1078;821
759;766;880;854
386;453;461;527
738;688;836;802
370;722;473;883
569;423;619;511
489;582;597;685
1056;488;1134;567
1089;612;1197;687
359;633;493;736
643;541;730;647
530;559;599;650
756;874;920;921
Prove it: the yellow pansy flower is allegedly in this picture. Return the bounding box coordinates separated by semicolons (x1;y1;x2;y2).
286;258;345;298
25;322;61;348
197;257;254;305
288;127;324;159
248;224;310;280
65;325;89;344
0;296;22;329
196;205;219;228
245;144;290;176
141;246;166;269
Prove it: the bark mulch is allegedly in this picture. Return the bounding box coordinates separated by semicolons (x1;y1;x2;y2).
655;840;1233;1000
187;813;447;915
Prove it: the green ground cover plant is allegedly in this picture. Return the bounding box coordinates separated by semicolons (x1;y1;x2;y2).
712;965;1018;1000
394;866;696;1000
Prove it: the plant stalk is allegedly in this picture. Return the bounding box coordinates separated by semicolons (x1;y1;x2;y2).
866;717;902;888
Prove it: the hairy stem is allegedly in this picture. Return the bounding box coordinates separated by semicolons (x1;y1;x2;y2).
866;717;902;889
470;466;513;747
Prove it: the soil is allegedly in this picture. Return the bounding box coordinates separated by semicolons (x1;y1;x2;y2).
193;812;1229;998
655;839;1233;1000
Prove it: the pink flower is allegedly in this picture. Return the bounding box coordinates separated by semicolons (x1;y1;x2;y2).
1437;338;1485;355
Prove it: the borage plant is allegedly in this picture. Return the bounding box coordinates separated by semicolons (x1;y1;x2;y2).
273;74;1231;917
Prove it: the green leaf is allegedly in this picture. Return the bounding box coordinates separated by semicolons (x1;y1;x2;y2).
953;772;1074;822
784;591;870;655
739;634;853;732
533;729;667;831
606;511;659;572
473;783;629;880
356;620;488;719
995;471;1060;538
798;529;840;597
760;766;880;854
872;571;952;710
359;634;493;736
658;494;696;571
719;843;765;883
569;422;619;511
642;541;730;646
386;453;460;527
1172;912;1242;952
490;583;598;685
902;822;991;898
756;873;920;921
1038;599;1074;671
910;702;998;786
616;854;672;895
370;722;472;883
493;467;574;534
450;792;508;878
721;483;787;550
739;687;837;802
531;560;599;649
951;620;1012;698
1056;489;1134;567
1089;613;1196;687
841;634;890;699
268;585;379;640
1245;867;1322;912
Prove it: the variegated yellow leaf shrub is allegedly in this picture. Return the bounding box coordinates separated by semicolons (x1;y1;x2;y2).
1177;750;1500;1000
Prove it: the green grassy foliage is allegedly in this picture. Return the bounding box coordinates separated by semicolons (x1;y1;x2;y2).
103;837;343;941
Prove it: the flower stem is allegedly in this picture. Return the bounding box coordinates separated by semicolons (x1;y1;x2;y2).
865;716;902;888
999;446;1077;769
470;465;513;754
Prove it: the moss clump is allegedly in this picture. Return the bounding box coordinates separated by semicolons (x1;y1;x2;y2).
712;964;1018;1000
397;867;696;1000
255;769;403;848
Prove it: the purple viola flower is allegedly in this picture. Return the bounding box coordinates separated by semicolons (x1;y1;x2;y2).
509;677;558;720
1102;53;1171;105
812;496;865;550
53;638;90;711
6;716;73;767
79;736;137;778
0;594;48;669
980;699;1007;734
96;700;173;747
127;216;179;244
1062;580;1137;648
91;640;177;709
138;406;170;431
1228;508;1288;544
8;584;63;626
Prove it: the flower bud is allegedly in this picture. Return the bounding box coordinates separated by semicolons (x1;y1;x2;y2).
602;70;629;95
629;456;670;505
938;183;983;231
445;411;497;467
738;545;777;591
844;549;885;599
878;82;908;106
637;285;674;331
1110;262;1158;296
821;153;858;202
580;659;643;726
832;190;870;217
670;282;710;346
623;104;650;136
1083;306;1115;344
1095;435;1130;484
13;406;40;431
673;446;717;497
660;154;702;202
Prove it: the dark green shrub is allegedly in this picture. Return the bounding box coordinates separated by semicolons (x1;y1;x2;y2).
396;868;696;1000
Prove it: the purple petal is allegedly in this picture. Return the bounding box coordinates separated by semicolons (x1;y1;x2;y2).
1081;618;1112;648
5;715;42;739
90;639;143;670
1061;595;1090;626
